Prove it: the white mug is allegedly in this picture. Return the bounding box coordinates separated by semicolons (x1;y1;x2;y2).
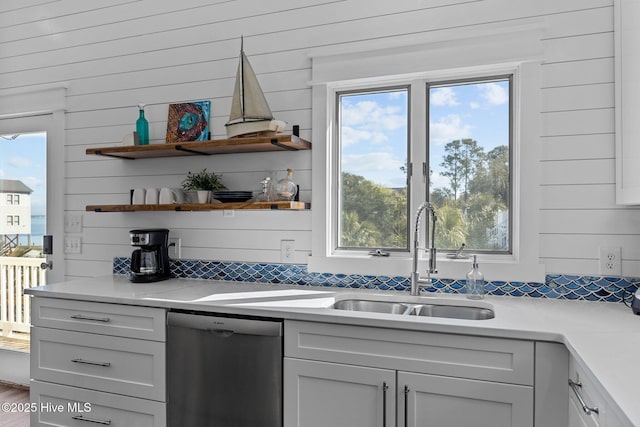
145;188;159;204
132;188;146;204
159;188;177;204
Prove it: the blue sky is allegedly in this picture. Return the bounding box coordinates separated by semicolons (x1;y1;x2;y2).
0;132;47;215
340;80;509;190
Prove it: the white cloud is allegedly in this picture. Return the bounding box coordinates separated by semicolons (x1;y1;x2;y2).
22;177;42;188
429;114;472;145
342;126;388;147
469;101;480;110
342;100;406;130
479;82;508;106
429;171;450;190
0;169;4;177
9;156;31;168
431;87;459;107
342;152;405;186
340;99;407;150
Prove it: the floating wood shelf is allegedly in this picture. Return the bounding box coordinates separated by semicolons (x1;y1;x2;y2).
86;201;309;212
86;134;311;159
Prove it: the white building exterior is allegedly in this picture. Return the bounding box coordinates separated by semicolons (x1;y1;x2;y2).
0;179;32;237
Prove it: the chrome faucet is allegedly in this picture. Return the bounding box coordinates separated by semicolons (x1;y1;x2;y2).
410;202;437;296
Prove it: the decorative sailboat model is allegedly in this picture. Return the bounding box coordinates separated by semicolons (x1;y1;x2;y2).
225;38;286;138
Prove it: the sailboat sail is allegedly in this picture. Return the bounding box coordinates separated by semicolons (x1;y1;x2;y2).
228;43;273;124
226;37;285;137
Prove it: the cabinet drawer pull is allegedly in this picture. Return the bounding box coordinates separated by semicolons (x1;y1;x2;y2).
568;379;599;415
71;358;111;367
404;385;410;427
71;414;112;425
70;314;111;323
382;381;389;427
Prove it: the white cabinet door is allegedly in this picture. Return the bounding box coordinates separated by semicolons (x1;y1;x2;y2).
284;358;395;427
615;0;640;204
399;371;534;427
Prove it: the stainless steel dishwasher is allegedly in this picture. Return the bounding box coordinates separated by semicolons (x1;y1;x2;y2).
167;310;283;426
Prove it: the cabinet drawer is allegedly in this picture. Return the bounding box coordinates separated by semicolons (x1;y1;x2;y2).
31;328;165;401
30;380;166;427
568;357;604;426
32;298;165;341
285;320;534;385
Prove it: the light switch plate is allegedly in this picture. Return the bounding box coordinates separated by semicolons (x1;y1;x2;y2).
64;237;81;254
64;214;83;233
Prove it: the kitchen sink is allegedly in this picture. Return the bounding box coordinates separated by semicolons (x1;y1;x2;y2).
331;299;494;320
407;304;494;320
331;299;408;314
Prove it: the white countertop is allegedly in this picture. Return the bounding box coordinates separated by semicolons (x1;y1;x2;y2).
25;275;640;425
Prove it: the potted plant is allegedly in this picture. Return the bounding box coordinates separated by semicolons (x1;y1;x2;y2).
181;168;226;203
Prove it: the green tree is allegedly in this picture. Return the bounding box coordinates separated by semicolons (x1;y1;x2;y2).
433;202;467;249
340;172;407;249
440;139;484;201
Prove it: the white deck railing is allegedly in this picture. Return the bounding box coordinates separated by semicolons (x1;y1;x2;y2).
0;256;45;335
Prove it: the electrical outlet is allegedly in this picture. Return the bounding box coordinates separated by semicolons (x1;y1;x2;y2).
599;247;621;276
168;237;181;259
280;240;295;262
64;237;81;254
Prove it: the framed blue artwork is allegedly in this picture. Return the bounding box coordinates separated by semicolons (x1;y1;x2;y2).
166;100;210;143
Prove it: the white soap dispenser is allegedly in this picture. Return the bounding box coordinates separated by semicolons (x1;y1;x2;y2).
466;255;485;300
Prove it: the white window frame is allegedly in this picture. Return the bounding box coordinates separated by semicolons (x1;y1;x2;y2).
308;24;545;282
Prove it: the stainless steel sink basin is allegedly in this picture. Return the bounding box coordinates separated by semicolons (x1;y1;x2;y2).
331;299;408;314
408;304;494;320
331;299;494;320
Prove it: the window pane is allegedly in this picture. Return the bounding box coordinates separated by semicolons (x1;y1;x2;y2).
338;88;409;250
428;78;511;252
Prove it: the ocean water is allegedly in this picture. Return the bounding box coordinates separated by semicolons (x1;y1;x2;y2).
16;214;45;246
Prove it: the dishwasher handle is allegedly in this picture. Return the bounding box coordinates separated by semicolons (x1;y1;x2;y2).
167;311;282;337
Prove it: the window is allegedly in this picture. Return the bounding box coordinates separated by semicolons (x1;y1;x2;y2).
334;77;511;256
337;87;409;251
14;194;19;205
6;216;13;226
309;26;545;281
6;194;12;205
428;77;511;253
13;215;19;226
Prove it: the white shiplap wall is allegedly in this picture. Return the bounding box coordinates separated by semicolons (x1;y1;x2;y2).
1;0;638;279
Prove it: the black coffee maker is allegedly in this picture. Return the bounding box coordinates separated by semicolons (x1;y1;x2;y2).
129;228;171;283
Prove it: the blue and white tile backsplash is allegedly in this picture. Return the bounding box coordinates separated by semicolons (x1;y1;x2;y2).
113;257;640;304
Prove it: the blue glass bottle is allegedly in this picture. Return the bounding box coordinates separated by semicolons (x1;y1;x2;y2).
136;103;149;145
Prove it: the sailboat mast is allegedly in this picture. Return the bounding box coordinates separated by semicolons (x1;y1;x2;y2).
239;36;245;121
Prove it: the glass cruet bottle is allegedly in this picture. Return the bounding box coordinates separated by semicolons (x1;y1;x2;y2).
254;177;271;202
466;255;485;300
136;103;149;145
275;168;297;201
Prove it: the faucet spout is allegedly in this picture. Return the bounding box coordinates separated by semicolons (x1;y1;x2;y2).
410;202;437;296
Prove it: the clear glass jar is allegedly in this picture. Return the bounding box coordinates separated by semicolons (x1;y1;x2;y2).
274;169;297;201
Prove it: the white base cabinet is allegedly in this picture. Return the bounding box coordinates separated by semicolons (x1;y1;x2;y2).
285;358;533;427
284;320;535;427
568;355;634;427
30;297;166;427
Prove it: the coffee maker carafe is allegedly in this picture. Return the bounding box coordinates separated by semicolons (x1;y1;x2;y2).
129;228;171;283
